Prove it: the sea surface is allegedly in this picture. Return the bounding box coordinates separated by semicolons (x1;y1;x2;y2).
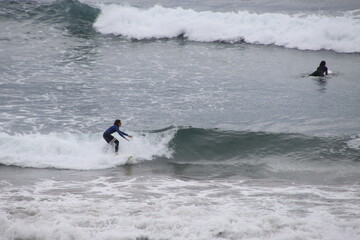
1;0;360;239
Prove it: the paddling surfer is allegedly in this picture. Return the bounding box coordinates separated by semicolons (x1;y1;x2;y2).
309;61;328;77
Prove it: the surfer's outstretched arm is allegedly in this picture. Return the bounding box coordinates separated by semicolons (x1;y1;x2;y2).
116;128;133;141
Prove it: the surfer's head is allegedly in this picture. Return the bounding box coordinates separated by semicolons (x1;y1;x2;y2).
114;119;122;127
320;61;326;67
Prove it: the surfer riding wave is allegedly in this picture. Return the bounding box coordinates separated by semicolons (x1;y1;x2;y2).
103;119;133;154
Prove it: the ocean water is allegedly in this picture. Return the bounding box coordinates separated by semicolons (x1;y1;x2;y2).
1;0;360;239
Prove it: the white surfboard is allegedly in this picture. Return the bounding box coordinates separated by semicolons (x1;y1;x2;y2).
125;156;134;164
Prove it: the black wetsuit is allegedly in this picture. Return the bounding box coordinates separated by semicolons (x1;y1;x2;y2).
310;66;328;77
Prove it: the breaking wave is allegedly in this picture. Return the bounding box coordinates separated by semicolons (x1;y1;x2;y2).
0;127;358;172
94;4;360;53
1;0;359;52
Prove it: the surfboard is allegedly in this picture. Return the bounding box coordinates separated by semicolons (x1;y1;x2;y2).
125;156;134;164
114;155;134;167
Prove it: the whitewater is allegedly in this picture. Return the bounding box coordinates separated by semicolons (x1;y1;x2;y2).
1;0;360;239
0;129;175;170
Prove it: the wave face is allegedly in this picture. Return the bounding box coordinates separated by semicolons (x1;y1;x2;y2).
171;128;358;161
0;0;100;37
1;127;359;183
94;4;360;53
166;128;360;181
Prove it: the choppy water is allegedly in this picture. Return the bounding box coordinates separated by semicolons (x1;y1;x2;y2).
0;0;360;239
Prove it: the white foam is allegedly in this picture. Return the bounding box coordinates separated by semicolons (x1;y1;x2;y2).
0;129;176;170
347;135;360;150
1;177;360;240
94;5;360;53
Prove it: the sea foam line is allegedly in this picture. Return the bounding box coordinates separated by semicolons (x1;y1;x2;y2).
94;5;360;53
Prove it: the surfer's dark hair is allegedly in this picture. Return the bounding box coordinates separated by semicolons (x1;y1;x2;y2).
320;61;326;67
114;119;121;125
